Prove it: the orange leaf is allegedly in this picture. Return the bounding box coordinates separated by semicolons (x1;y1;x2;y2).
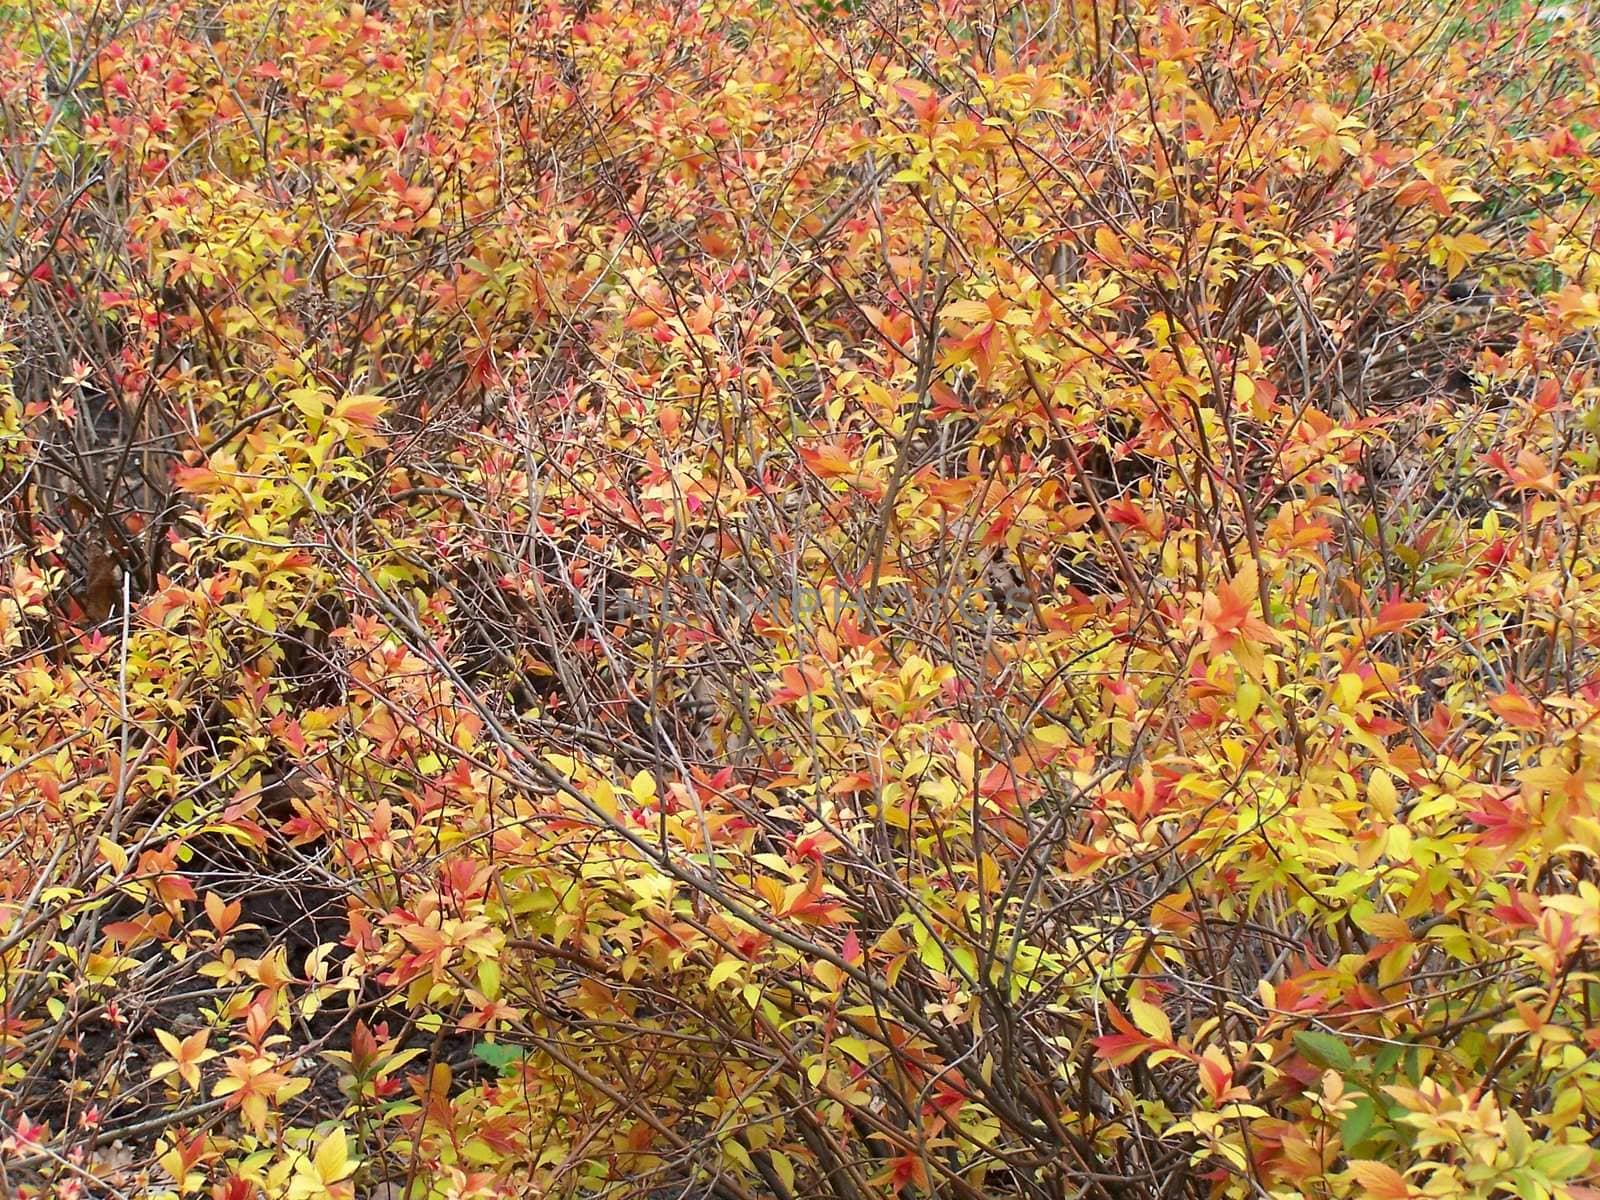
334;394;388;429
1489;690;1544;730
1346;1161;1410;1200
798;443;858;479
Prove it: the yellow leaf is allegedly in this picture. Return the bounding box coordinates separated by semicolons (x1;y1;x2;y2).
313;1129;355;1184
1386;823;1413;862
1368;770;1397;817
755;875;786;911
1235;681;1263;724
1129;998;1172;1044
288;385;330;423
629;770;657;804
1359;912;1412;942
1335;672;1364;710
97;836;128;875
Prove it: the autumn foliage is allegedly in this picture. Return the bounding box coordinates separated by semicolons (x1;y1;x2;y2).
2;0;1600;1194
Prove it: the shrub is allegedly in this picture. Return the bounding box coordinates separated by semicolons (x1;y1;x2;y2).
2;0;1600;1196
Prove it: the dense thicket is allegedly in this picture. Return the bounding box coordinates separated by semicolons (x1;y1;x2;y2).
3;0;1600;1196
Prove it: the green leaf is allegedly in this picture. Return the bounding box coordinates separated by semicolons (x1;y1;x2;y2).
1341;1094;1377;1150
768;1150;796;1195
722;1138;754;1173
1372;1042;1404;1075
472;1041;526;1072
1531;1142;1593;1180
1294;1031;1356;1072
